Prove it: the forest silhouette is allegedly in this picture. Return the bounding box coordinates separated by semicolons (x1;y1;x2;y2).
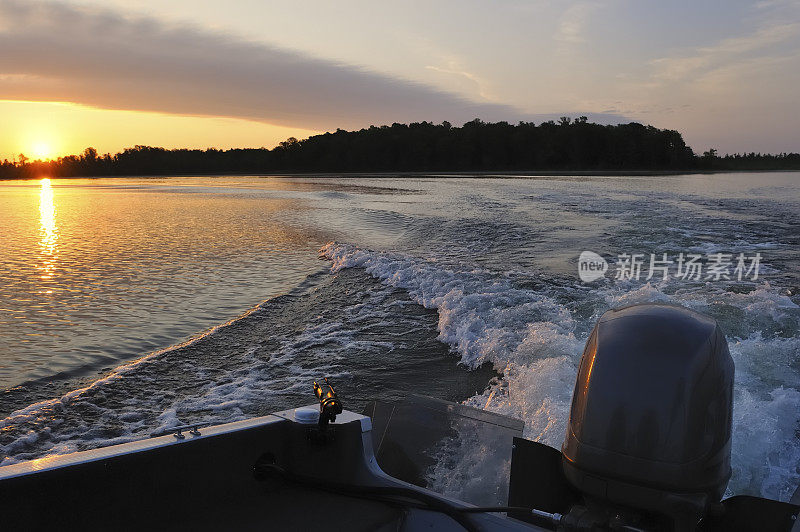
2;118;798;179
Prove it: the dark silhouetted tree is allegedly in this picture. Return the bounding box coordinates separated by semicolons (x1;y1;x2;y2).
1;119;797;179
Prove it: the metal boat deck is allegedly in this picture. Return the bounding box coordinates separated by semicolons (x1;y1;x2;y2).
0;407;543;531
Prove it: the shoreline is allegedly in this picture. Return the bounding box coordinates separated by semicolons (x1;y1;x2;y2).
3;168;800;181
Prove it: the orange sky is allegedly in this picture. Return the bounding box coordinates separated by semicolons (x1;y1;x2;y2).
1;0;798;159
0;100;317;161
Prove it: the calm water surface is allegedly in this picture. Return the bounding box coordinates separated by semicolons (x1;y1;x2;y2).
0;174;798;503
0;177;329;388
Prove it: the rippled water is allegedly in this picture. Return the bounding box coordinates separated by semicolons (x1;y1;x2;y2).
1;173;798;503
0;177;329;388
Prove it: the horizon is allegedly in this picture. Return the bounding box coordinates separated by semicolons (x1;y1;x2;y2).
1;1;799;160
5;117;800;166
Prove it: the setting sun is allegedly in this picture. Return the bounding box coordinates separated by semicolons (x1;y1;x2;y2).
30;141;55;161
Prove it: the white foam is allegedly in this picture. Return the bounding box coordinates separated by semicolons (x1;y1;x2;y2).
320;241;800;502
0;279;385;465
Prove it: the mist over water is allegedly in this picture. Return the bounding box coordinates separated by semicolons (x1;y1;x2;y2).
1;174;798;502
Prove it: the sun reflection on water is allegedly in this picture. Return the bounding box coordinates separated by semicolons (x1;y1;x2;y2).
38;178;58;284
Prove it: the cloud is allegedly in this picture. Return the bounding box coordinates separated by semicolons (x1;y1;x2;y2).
424;63;495;101
555;2;601;46
649;22;800;83
626;7;800;153
0;0;625;132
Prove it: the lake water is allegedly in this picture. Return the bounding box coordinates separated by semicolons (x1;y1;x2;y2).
0;174;798;502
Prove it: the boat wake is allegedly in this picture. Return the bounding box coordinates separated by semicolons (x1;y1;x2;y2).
0;267;494;466
1;238;796;506
320;241;800;502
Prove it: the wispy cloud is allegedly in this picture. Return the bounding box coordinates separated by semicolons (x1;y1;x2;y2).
0;0;625;131
614;2;800;153
424;62;495;101
555;2;602;48
754;0;800;11
650;22;800;82
692;54;797;96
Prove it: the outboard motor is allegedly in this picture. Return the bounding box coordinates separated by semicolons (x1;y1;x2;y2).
561;303;734;531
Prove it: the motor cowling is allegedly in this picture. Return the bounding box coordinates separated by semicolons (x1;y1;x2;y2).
562;304;734;528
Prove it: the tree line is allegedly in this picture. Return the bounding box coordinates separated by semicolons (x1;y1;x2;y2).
2;118;798;179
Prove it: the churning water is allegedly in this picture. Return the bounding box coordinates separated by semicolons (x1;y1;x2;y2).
0;174;798;502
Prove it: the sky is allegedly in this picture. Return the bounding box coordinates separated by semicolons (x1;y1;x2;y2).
1;0;799;160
